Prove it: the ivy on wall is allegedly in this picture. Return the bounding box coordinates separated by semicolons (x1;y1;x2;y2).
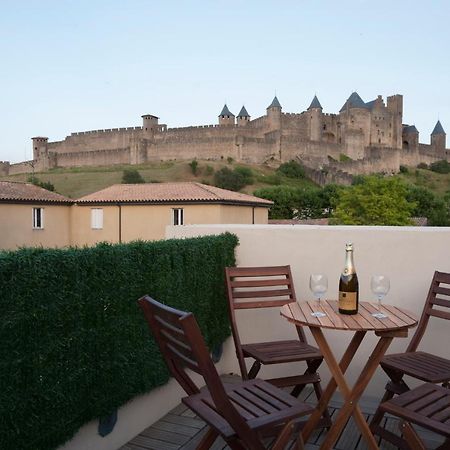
0;233;238;450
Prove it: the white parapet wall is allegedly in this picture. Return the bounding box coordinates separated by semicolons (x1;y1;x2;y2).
59;224;450;450
167;224;450;397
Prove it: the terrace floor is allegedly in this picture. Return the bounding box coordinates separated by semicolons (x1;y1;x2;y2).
120;375;445;450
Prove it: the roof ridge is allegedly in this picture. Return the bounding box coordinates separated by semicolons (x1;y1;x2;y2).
194;182;221;199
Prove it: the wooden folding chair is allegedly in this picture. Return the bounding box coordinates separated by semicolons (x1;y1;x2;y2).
378;383;450;449
225;266;327;393
138;295;314;449
370;270;450;447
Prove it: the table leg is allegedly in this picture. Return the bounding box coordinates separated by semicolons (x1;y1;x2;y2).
311;328;394;450
301;330;366;442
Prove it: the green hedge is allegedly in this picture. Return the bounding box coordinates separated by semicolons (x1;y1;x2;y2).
0;233;238;450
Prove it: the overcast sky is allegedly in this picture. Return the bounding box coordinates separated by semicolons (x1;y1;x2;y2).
1;0;449;163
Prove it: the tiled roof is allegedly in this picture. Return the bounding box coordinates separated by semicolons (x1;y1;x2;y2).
237;106;250;117
268;96;282;109
307;95;323;110
219;104;234;117
0;181;72;203
432;120;446;135
340;92;367;112
403;124;419;133
76;182;273;206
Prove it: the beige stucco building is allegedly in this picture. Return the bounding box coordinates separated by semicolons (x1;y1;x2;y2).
0;181;271;250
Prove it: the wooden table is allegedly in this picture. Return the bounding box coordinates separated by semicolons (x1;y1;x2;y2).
280;300;418;450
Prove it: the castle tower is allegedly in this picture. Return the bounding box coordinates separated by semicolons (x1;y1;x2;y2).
236;106;250;127
32;137;48;161
266;96;282;130
218;104;235;126
387;95;403;149
142;114;159;133
402;125;419;149
307;95;323;141
431;120;446;152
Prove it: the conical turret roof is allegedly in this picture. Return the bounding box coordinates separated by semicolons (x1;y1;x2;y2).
432;120;446;135
308;95;322;110
237;106;250;117
267;96;282;109
404;124;419;134
339;92;367;112
219;104;234;117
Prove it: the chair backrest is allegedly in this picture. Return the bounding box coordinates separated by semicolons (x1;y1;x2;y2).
407;271;450;352
225;266;307;377
138;295;262;446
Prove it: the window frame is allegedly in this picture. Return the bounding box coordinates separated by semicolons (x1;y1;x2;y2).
32;207;44;229
91;208;104;230
172;208;184;226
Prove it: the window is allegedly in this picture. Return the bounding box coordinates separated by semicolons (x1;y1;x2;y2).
32;207;44;229
91;208;103;229
172;208;184;226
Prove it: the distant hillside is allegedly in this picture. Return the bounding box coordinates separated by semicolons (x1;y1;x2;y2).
0;160;318;199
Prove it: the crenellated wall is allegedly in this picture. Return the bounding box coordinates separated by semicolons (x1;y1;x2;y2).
2;92;448;181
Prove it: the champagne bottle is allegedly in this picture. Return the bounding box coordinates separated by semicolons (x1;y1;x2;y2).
339;243;359;315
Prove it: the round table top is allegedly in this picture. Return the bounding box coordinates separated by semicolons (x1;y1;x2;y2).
280;300;418;331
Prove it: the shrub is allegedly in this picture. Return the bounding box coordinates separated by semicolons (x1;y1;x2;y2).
227;156;234;164
234;166;254;185
205;165;214;176
27;176;55;192
214;167;245;191
399;165;409;174
276;160;305;179
429;160;450;174
189;159;198;176
122;169;145;183
417;162;428;170
0;234;238;450
339;154;352;162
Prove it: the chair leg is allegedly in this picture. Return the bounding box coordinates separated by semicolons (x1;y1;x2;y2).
400;421;426;450
272;420;296;450
196;427;219;450
312;380;332;428
248;360;261;379
369;386;396;433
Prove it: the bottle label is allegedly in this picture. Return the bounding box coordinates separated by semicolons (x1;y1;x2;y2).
339;291;357;310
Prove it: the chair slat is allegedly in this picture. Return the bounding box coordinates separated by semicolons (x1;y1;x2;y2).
166;343;199;371
428;309;450;320
434;285;450;297
234;299;293;309
232;288;292;299
226;266;290;277
431;297;450;308
231;279;290;288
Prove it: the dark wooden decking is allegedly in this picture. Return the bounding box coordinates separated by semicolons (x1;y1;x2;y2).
120;375;445;450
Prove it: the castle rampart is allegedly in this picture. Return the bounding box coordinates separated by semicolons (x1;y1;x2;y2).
2;92;447;180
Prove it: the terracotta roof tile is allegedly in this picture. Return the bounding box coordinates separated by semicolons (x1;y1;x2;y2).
0;181;72;203
76;182;273;206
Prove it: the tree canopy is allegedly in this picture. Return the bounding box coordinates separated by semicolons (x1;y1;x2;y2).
330;176;414;225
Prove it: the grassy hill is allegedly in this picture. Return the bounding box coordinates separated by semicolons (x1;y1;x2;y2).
0;160;318;199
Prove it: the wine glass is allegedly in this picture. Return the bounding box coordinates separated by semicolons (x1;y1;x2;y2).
371;275;390;319
309;274;327;318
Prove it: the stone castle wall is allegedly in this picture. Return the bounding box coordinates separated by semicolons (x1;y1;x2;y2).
3;93;448;182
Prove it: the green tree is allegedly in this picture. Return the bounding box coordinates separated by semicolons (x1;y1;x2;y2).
331;176;414;225
407;185;450;226
234;166;254;185
214;167;245;191
429;160;450;174
276;160;305;179
122;169;145;184
189;159;198;176
253;186;300;219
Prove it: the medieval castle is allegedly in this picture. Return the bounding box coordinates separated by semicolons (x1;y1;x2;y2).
1;92;448;184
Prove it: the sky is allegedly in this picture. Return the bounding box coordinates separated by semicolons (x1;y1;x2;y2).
1;0;449;163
